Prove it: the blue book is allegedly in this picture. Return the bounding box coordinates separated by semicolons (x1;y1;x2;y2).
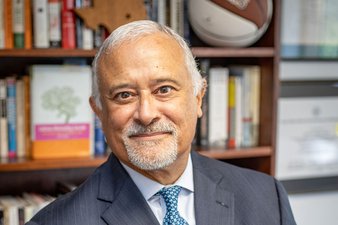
6;77;17;158
94;115;106;156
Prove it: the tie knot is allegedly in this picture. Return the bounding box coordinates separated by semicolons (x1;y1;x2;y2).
158;185;182;201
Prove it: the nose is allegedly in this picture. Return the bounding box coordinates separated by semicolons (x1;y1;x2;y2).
134;92;160;126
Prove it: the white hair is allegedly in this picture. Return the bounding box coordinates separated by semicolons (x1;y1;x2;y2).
91;20;203;108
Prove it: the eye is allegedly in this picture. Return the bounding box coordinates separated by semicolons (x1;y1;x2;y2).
113;91;135;103
118;92;132;99
157;86;173;94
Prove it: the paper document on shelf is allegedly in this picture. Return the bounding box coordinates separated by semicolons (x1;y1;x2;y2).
276;97;338;180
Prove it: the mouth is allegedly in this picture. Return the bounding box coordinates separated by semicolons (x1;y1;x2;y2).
129;131;172;140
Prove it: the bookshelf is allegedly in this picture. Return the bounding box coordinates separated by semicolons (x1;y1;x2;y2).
0;0;281;195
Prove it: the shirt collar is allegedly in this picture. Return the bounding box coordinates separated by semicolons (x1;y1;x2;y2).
121;154;194;201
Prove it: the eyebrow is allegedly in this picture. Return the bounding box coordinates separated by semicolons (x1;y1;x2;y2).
108;78;182;95
151;78;181;87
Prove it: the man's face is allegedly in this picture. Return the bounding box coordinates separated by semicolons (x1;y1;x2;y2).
92;33;204;172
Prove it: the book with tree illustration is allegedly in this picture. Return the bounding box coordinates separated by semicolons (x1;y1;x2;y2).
30;65;93;159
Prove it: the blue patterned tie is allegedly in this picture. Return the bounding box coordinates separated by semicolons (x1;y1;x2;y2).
158;185;189;225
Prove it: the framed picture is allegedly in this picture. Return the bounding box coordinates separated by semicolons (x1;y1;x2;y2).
281;0;338;59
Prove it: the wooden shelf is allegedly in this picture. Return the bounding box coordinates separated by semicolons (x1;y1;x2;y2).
0;47;275;58
0;146;271;172
191;47;275;58
196;146;272;160
0;156;107;172
0;48;97;58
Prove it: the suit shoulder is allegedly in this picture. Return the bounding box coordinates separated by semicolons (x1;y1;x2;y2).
193;151;275;185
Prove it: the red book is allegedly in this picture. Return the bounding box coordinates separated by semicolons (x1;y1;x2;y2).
61;0;75;49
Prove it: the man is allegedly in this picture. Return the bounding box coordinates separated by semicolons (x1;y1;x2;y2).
26;20;296;225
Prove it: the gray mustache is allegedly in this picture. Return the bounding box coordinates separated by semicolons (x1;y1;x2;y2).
125;122;176;136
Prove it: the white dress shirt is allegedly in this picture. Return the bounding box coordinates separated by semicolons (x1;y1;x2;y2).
121;154;196;225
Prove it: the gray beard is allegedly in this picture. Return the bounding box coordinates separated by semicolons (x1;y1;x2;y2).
122;121;178;170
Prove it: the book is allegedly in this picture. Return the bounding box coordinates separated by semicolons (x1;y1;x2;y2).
6;76;17;158
16;78;25;158
30;65;93;159
198;59;210;147
48;0;62;47
24;0;32;49
229;65;261;148
32;0;49;48
0;79;8;158
61;0;76;49
208;67;229;147
22;75;31;158
4;0;13;49
94;115;106;156
75;0;83;48
170;0;184;36
0;0;5;48
13;0;25;48
81;0;93;50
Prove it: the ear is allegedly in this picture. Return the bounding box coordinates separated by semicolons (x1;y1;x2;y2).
196;78;207;118
89;96;103;119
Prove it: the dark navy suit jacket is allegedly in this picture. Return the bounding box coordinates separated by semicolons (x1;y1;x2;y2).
26;151;296;225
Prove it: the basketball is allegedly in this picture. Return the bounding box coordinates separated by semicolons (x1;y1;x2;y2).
188;0;273;47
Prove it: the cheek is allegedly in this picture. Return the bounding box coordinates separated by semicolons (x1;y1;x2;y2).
100;103;134;135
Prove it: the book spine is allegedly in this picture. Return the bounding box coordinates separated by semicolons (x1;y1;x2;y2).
61;0;76;49
0;0;5;48
24;0;32;49
0;79;8;158
4;0;13;49
6;77;17;158
22;75;31;158
198;59;210;147
74;0;83;48
16;78;25;158
250;66;260;147
81;0;93;50
208;67;228;147
48;0;61;47
94;115;105;156
227;76;236;149
32;0;49;48
151;0;158;21
157;0;166;25
12;0;25;48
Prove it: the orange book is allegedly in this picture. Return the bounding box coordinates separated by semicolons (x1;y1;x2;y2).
22;75;31;158
24;0;32;49
4;0;13;49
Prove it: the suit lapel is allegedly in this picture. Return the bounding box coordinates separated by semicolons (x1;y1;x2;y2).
192;152;234;225
97;154;160;225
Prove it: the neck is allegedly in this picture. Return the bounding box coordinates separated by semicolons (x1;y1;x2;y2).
129;152;190;185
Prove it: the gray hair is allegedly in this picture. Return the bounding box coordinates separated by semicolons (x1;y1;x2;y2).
92;20;203;108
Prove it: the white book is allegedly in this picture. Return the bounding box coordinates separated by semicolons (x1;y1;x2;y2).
170;0;184;36
48;0;61;47
30;65;93;159
157;0;167;25
12;0;25;37
82;0;93;49
208;67;229;147
0;79;8;158
0;0;5;48
32;0;49;48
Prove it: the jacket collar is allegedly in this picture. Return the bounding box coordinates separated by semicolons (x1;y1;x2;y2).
97;152;234;225
97;154;160;225
192;151;234;225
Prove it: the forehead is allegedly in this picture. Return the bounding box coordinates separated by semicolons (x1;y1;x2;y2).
97;32;191;84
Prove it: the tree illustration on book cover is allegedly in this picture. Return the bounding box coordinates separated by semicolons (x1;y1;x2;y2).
42;86;81;123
